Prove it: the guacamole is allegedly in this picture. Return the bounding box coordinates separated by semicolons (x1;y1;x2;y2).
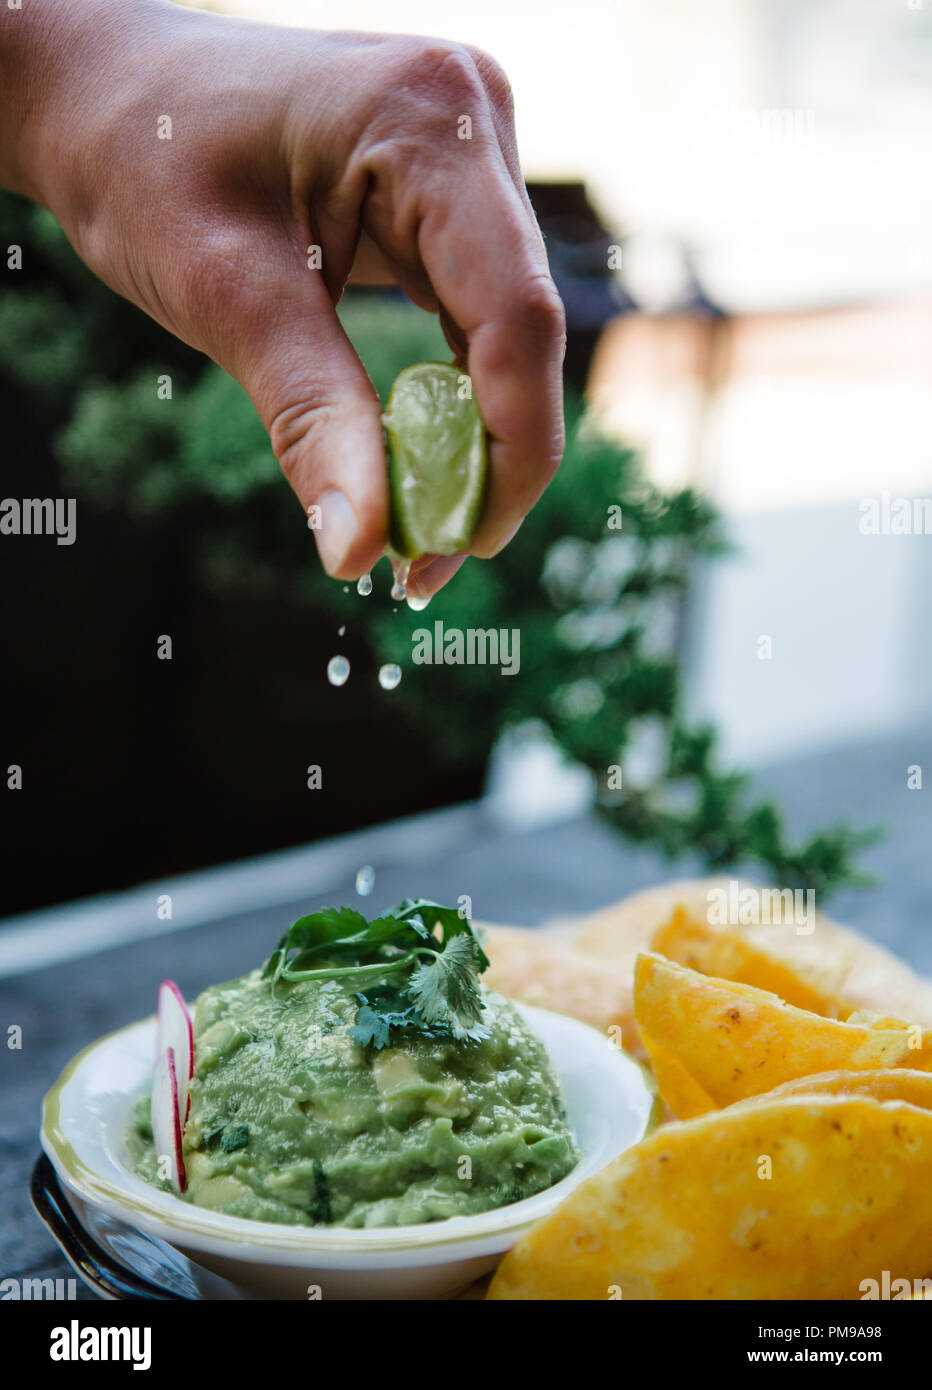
130;965;578;1227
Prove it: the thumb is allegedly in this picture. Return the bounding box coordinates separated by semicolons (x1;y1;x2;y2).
229;295;388;579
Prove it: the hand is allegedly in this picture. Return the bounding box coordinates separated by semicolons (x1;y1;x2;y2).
1;0;566;596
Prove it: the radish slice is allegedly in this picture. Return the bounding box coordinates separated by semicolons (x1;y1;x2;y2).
151;1046;187;1193
157;980;194;1125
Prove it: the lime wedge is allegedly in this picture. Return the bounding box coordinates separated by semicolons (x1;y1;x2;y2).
383;362;487;560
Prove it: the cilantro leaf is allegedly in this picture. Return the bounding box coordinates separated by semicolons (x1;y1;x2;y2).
347;1002;393;1050
347;993;416;1050
388;898;490;971
263;904;430;983
263;906;369;980
221;1124;249;1153
264;898;491;1049
406;934;490;1041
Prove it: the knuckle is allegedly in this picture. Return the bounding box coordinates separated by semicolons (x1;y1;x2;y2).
463;46;515;118
271;397;338;481
543;418;566;479
405;39;485;104
513;425;565;520
513;273;567;346
526;411;566;493
367;40;491;169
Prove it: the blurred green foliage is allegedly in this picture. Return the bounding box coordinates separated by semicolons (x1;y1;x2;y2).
0;190;876;894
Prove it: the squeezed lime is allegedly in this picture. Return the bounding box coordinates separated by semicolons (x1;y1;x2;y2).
383;362;487;561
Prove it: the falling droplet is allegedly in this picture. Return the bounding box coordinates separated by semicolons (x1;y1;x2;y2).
342;585;350;593
389;557;410;602
327;655;350;687
378;663;402;691
356;572;373;597
355;865;375;897
337;625;346;637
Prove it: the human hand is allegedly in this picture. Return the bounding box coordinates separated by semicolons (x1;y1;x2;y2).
2;0;566;597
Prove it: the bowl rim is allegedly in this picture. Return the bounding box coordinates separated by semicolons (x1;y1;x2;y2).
41;1003;653;1261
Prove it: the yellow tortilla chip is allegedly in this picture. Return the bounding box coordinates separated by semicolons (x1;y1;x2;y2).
574;878;932;1028
539;882;734;1049
488;1094;932;1300
574;878;737;959
637;1028;717;1120
481;924;642;1056
764;1068;932;1109
846;1010;911;1031
652;906;847;1017
634;953;932;1115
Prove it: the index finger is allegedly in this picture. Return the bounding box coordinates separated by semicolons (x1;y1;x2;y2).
415;161;566;558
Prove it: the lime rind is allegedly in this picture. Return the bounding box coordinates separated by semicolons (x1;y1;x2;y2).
384;362;487;560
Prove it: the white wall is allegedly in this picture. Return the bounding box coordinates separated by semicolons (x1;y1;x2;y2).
685;503;932;765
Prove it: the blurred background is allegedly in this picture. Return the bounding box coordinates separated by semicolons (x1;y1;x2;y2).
1;0;930;918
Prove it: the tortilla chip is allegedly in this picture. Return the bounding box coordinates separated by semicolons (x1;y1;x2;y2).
638;1029;717;1120
764;1068;932;1110
573;878;730;963
847;1010;911;1031
574;878;932;1029
653;906;847;1017
481;924;642;1056
634;953;932;1115
488;1094;932;1299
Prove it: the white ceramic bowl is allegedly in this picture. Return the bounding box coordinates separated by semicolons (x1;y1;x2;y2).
41;1003;653;1299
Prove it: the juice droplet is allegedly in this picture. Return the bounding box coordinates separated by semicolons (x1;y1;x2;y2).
355;865;375;897
378;663;402;691
356;572;373;597
389;557;410;602
337;625;346;637
327;655;350;687
407;594;431;612
342;585;350;593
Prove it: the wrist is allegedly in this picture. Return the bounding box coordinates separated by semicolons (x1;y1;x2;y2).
0;0;182;211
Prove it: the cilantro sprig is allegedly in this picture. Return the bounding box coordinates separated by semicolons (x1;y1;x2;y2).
262;898;491;1048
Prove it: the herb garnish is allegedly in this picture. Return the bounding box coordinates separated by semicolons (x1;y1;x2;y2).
262;898;491;1048
221;1124;250;1153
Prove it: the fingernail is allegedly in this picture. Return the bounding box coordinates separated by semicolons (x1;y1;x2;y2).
490;516;525;556
313;489;358;574
408;553;467;598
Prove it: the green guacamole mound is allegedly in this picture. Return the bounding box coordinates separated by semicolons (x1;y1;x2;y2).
130;966;579;1228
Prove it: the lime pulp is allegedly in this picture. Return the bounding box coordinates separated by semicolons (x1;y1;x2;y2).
383;362;487;561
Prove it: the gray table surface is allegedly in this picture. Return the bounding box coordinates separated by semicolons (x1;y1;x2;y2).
2;722;929;1296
